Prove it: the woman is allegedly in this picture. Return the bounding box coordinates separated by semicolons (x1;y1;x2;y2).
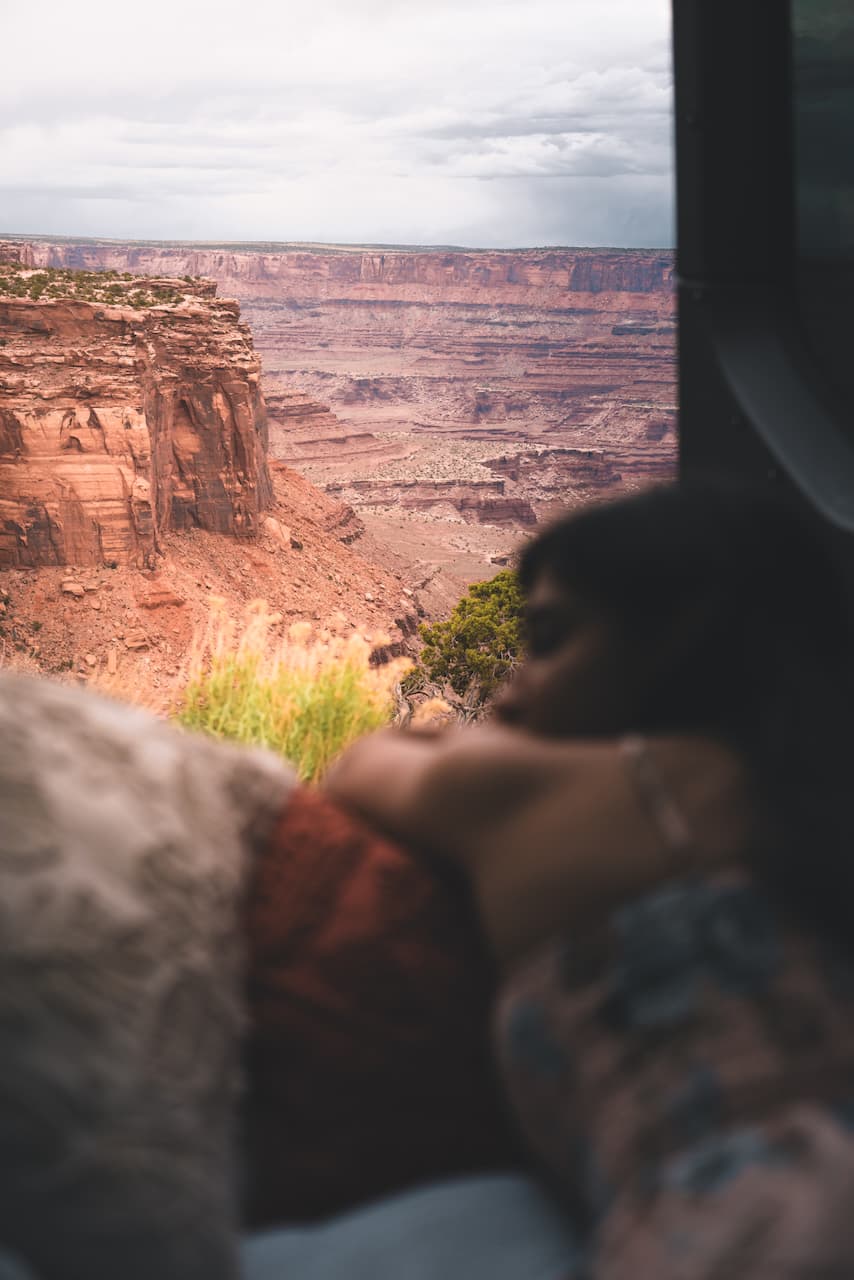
329;481;854;953
326;482;854;1276
243;488;759;1229
245;486;766;1228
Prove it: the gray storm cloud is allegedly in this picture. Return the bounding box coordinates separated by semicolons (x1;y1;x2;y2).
0;0;673;247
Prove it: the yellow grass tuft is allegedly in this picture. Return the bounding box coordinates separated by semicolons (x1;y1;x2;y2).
175;598;411;781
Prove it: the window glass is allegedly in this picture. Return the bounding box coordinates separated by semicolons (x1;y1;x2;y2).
792;1;854;262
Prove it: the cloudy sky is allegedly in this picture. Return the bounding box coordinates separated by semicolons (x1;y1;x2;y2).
1;0;673;248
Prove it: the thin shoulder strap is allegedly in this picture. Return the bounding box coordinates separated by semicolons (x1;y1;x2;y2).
620;734;696;870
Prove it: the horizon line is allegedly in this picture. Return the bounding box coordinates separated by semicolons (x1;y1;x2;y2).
0;231;676;255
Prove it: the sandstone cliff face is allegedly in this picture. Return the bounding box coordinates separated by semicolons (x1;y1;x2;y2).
0;275;271;569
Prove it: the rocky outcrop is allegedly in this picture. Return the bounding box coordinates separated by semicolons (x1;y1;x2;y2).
261;387;380;465
327;477;536;526
0;271;271;569
263;388;343;439
0;244;23;266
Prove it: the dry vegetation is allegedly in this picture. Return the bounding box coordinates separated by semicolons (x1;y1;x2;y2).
172;599;412;781
0;261;189;307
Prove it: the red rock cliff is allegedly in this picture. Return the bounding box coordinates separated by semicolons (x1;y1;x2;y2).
19;241;673;302
0;267;271;569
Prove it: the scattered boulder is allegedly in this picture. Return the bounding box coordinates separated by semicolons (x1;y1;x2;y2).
123;629;150;652
136;588;186;610
60;581;85;598
263;516;291;548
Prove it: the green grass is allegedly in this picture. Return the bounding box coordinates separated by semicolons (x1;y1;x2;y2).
173;602;409;782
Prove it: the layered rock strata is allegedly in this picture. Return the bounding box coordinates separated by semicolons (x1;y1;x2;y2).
9;238;677;587
0;267;271;569
15;240;671;297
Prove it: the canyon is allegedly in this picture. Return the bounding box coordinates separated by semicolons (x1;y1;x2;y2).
14;239;678;614
0;249;417;690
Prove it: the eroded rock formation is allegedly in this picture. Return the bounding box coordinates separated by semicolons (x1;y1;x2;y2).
0;260;271;568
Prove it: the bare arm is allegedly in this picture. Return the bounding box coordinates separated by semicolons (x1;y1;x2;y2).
324;726;756;965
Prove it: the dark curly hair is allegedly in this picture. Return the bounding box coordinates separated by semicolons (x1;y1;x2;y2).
520;482;854;940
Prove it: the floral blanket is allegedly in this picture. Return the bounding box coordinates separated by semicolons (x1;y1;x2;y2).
496;872;854;1278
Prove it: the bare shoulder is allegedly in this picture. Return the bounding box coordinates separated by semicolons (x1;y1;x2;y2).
323;722;601;859
415;725;615;853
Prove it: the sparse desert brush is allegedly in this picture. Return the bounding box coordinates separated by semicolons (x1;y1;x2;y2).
0;262;189;308
174;598;411;781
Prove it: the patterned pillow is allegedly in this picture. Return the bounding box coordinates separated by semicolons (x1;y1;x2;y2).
0;673;294;1280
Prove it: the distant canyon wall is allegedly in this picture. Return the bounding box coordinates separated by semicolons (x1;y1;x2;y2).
19;241;672;300
0;258;270;568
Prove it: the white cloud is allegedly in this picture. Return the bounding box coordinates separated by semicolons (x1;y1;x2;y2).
0;0;673;246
